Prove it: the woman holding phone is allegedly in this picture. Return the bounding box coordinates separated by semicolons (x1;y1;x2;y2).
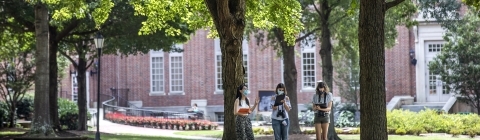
234;84;259;140
312;81;333;140
270;83;291;140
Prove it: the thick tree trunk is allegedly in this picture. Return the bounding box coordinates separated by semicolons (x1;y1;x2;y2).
31;2;55;136
76;56;88;131
273;28;301;134
205;0;246;139
359;0;387;139
318;1;340;139
49;42;60;131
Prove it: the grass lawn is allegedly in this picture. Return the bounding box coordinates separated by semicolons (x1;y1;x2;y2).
339;134;475;140
174;130;223;138
173;130;478;140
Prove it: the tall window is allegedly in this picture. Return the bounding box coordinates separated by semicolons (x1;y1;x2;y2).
150;51;165;95
216;55;223;91
243;54;249;85
71;73;78;101
214;39;248;92
170;44;184;94
302;52;316;89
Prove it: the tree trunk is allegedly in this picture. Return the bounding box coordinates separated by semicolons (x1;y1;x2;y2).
8;102;15;128
31;2;55;136
205;1;246;139
273;28;301;134
76;55;88;131
359;0;387;139
318;1;340;139
49;42;60;132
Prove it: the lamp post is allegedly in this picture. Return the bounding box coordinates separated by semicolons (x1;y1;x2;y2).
94;32;104;140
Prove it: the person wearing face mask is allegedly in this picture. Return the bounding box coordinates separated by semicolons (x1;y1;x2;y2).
312;81;333;140
234;84;259;140
270;83;291;140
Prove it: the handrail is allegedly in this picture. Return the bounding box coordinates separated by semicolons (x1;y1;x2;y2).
100;93;200;120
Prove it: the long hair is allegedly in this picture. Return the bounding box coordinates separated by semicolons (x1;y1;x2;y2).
316;81;330;94
236;84;250;106
275;83;287;95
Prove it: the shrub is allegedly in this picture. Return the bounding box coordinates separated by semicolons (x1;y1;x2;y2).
350;128;360;134
335;128;343;134
16;96;33;120
253;127;264;135
387;127;396;134
387;108;480;134
395;128;406;135
0;101;8;128
449;128;463;137
305;129;316;134
58;98;91;130
465;128;476;138
408;126;425;136
263;128;274;135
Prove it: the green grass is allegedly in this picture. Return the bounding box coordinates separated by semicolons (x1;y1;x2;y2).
87;134;189;140
339;135;475;140
0;131;25;135
174;130;223;138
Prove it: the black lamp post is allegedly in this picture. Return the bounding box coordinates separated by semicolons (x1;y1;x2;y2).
94;32;104;140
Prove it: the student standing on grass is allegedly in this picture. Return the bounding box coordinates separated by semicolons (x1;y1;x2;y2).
234;84;259;140
270;83;292;140
312;81;333;140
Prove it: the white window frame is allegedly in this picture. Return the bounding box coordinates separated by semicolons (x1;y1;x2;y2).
169;44;184;95
242;39;249;87
150;50;165;96
214;39;249;94
71;73;78;101
214;39;223;94
301;35;316;91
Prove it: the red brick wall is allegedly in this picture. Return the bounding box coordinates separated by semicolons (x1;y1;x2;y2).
384;26;416;102
59;28;416;108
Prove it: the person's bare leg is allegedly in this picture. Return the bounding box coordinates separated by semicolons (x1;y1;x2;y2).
315;123;322;140
321;123;329;140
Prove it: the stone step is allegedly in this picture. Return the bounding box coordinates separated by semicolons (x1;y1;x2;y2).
401;105;444;112
413;102;446;106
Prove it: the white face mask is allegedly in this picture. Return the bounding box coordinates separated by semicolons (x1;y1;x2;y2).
243;90;250;95
277;90;284;95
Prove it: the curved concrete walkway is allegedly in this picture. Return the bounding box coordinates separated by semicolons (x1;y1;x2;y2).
92;109;219;140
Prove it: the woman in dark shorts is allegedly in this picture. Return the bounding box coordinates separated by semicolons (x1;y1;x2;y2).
312;81;333;140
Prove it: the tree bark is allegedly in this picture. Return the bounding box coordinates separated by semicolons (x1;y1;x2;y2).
205;0;246;139
8;102;15;128
76;53;88;131
49;41;61;132
273;28;301;134
31;2;55;136
359;0;387;139
318;0;340;139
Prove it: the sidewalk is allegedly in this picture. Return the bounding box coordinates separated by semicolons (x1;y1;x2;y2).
91;109;218;140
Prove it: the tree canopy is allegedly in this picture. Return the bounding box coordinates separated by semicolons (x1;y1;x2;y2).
428;10;480;114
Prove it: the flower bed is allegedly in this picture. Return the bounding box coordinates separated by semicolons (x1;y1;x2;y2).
105;113;218;130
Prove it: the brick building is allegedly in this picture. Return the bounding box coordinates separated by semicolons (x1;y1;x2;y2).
62;13;477;120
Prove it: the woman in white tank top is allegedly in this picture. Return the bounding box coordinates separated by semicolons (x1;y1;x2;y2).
234;84;259;140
